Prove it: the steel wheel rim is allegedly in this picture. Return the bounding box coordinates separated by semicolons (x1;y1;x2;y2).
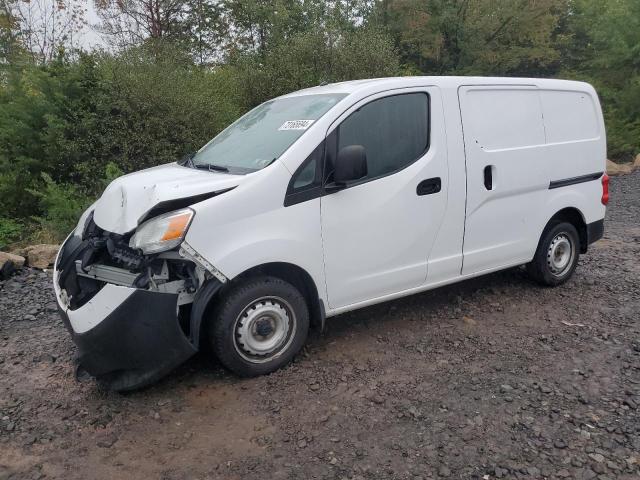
547;233;575;276
233;296;296;364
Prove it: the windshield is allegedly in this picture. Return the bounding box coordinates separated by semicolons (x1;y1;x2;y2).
193;93;347;173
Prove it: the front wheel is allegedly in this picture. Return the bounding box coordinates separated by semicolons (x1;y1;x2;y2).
527;221;580;286
208;276;309;377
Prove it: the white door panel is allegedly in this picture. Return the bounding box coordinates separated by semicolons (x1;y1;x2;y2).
321;87;449;309
459;86;548;274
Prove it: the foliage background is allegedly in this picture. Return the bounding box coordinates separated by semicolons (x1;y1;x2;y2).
0;0;638;247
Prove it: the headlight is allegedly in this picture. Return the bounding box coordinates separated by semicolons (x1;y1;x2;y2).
129;208;194;255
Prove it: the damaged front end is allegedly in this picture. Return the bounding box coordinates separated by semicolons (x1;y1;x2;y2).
54;213;223;391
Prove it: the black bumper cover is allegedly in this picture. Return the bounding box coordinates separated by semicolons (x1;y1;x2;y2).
59;289;198;391
586;219;604;246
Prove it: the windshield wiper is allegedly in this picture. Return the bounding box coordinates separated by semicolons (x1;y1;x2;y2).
178;152;196;168
178;153;229;173
193;163;229;173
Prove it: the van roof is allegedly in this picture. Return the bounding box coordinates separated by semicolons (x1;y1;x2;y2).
280;76;593;98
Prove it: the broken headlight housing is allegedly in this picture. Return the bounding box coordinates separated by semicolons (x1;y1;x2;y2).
129;208;194;255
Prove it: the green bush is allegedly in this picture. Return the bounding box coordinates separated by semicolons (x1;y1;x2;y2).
0;217;23;250
82;45;244;176
0;47;245;237
103;162;124;188
29;173;90;242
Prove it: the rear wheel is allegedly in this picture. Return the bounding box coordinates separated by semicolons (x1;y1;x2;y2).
527;221;580;286
208;276;309;377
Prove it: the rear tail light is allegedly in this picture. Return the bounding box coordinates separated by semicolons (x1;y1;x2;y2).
601;174;609;205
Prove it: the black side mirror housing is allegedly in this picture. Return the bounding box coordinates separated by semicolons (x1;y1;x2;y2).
333;145;367;185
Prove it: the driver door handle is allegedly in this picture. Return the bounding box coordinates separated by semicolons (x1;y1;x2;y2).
417;177;441;196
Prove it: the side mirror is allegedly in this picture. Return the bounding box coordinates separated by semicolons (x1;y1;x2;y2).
333;145;367;185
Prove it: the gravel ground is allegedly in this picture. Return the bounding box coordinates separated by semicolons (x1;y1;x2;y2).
1;171;639;480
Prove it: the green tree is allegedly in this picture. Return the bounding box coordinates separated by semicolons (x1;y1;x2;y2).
181;0;227;64
230;27;399;107
0;0;22;66
95;0;190;45
560;0;640;160
374;0;563;76
2;0;640;246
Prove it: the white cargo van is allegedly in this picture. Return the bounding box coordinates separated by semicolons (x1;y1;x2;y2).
53;77;608;390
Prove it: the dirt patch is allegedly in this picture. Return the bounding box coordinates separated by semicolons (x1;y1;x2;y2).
1;171;639;479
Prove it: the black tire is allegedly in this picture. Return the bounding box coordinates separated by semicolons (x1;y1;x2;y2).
527;221;580;286
208;275;309;377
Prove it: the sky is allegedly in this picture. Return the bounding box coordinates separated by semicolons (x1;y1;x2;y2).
79;1;105;49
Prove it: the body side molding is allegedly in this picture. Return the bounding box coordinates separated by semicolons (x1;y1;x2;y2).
549;172;603;189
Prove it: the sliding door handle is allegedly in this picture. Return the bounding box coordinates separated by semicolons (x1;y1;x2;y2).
484;165;493;190
417;177;441;196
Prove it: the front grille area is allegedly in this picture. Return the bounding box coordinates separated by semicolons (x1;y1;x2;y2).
57;216;199;310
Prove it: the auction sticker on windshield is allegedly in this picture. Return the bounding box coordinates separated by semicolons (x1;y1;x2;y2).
279;120;315;131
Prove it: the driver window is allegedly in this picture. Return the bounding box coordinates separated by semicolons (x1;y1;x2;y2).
337;93;429;181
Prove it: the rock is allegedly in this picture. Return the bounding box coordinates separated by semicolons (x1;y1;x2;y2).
527;467;540;477
297;439;307;449
579;468;597;480
0;252;26;279
0;251;25;271
0;260;16;279
24;244;59;269
588;453;605;463
437;465;451;477
367;392;385;404
96;433;118;448
634;153;640;170
606;460;620;471
75;367;92;383
606;159;633;176
554;439;567;449
494;467;507;478
309;383;320;391
462;316;476;326
539;385;552;394
408;405;421;419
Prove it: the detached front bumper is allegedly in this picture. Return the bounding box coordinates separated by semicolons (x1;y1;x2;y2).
53;236;199;391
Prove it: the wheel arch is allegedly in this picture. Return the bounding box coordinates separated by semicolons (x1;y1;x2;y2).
544;207;588;253
235;262;324;328
193;262;325;348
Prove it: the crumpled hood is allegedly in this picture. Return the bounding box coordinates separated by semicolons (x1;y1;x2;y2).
92;163;242;234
